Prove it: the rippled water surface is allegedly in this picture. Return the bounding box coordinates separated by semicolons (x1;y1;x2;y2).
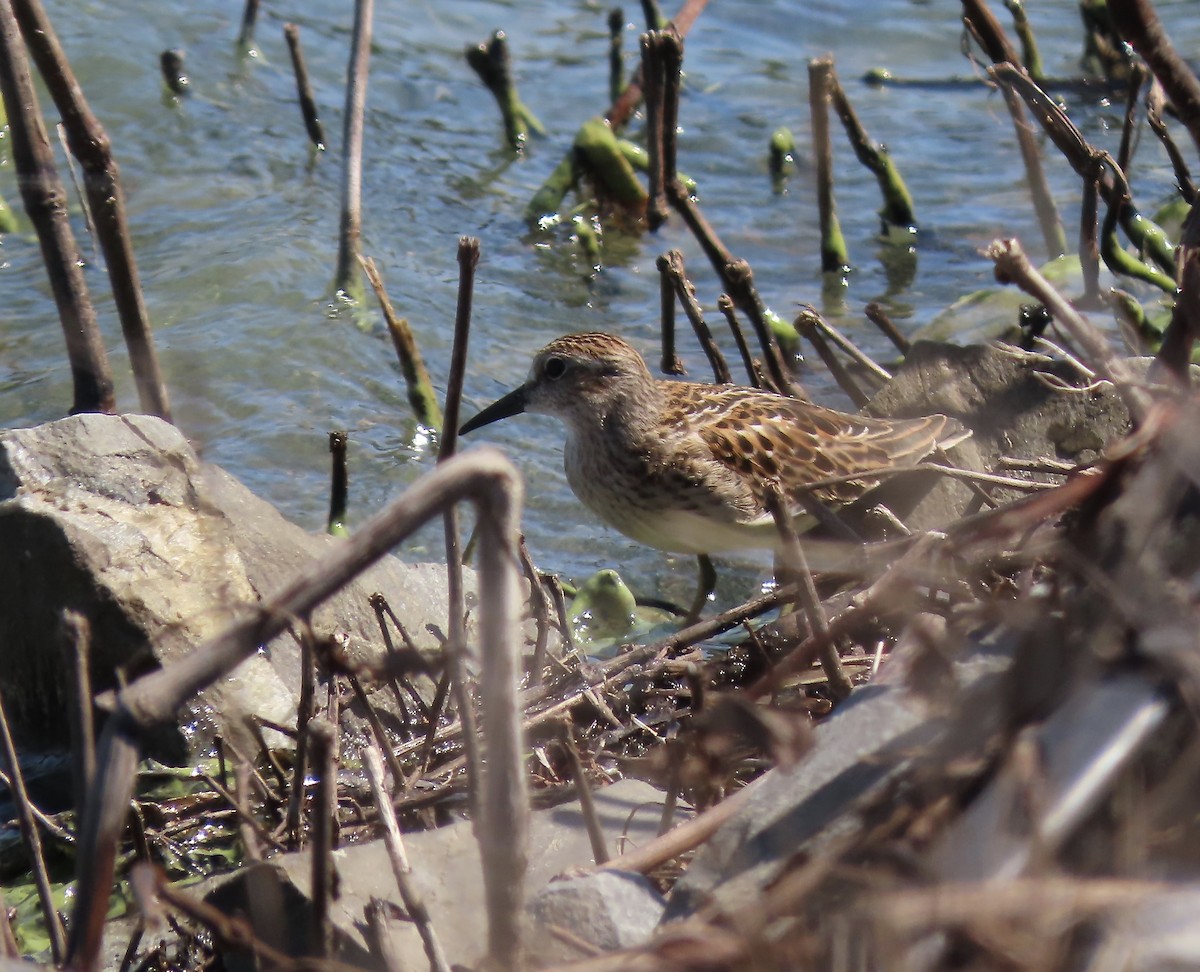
2;0;1198;605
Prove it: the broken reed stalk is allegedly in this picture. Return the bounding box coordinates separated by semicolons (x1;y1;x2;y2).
657;254;685;374
309;720;338;960
233;762;262;861
0;890;18;959
67;448;524;972
363;746;452;972
1108;0;1200;158
518;539;552;686
663;249;732;383
466;31;544;150
605;0;708;131
347;672;407;787
763;489;852;701
825;66;916;230
284;22;326;150
13;0;171;419
0;0;114;415
808;56;850;274
793;312;870;408
716;294;764;389
438;237;484;821
236;0;259;51
328;430;349;536
640;32;670;229
360;255;444;432
159;49;188;96
863;302;911;355
62;609;96;815
286;625;318;847
0;690;67;964
333;0;374;299
608;8;624;104
366;899;404;972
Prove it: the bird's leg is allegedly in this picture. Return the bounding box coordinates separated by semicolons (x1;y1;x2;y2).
686;554;717;624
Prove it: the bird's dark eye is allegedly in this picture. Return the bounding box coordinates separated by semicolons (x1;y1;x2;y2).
543;356;568;381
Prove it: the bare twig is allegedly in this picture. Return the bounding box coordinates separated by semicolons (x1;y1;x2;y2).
363;746;451;972
0;690;67;963
309;720;338;959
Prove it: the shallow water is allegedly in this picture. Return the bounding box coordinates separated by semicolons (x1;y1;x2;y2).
1;0;1197;607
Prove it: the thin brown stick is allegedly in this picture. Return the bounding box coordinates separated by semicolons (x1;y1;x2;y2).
309;719;338;959
62;609;96;814
663;250;731;383
763;488;852;700
439;237;483;820
563;726;609;864
716;294;763;389
0;690;67;963
286;623;318;848
347;671;407;789
863;302;911;355
793;311;870;408
363;746;452;972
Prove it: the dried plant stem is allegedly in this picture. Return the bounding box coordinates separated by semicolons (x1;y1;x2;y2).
563;726;609;864
62;609;96;814
309;720;339;959
864;302;911;355
0;0;114;414
764;489;852;700
0;690;67;963
286;625;318;847
640;32;670;229
1108;0;1200;157
662;250;731;383
363;746;452;972
439;237;483;819
333;0;374;298
69;449;522;972
14;0;170;418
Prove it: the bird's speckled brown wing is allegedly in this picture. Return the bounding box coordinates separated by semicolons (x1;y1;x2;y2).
662;383;960;510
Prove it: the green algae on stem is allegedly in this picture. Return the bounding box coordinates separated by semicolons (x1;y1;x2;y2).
768;126;795;190
466;30;544;151
574;116;648;213
360;255;444;433
1004;0;1044;81
826;69;916;232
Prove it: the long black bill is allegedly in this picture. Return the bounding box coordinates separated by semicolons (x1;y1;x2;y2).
459;384;529;435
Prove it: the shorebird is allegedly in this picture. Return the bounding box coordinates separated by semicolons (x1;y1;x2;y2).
460;332;967;620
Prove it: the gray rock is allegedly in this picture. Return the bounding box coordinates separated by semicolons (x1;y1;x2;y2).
201;778;673;971
526;870;665;967
0;414;459;753
665;629;1016;921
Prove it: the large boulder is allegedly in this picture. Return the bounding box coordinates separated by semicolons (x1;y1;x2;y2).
0;414;461;756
